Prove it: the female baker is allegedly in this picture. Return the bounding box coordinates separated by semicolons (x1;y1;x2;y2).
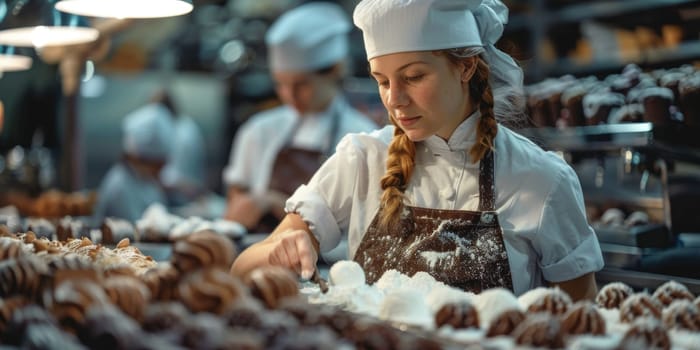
231;0;604;301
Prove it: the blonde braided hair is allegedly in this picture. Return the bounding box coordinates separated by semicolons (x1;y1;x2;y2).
377;121;416;230
467;56;498;163
376;52;498;231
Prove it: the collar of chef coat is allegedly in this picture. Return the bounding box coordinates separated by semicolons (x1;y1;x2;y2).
288;95;342;122
286;96;341;149
420;110;481;167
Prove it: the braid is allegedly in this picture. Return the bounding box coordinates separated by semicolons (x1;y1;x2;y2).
468;57;498;163
378;121;416;231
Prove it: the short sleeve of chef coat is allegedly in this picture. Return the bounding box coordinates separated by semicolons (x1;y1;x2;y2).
534;162;605;282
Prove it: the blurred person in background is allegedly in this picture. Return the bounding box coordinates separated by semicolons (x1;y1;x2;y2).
150;90;207;207
92;103;174;224
222;2;378;232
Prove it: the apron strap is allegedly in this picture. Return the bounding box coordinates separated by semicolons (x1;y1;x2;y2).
478;150;496;211
281;99;341;158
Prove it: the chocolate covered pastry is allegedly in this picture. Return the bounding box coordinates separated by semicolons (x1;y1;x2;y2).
512;313;565;349
582;91;625;125
618;317;670;350
100;217;138;245
0;296;30;334
2;303;56;345
179;312;230;349
177;267;248;314
302;298;357;337
25;218;56;240
526;287;572;316
44;253;100;289
56;217;89;242
0;256;49;300
345;317;402;350
620;293;663;323
140;263;180;301
434;300;479;329
102;264;137;279
171;229;237;274
45;280;110;332
255;310;300;347
638;86;675;125
485;308;526;337
561;301;606;336
661;299;700;331
219;329;264;350
678;73;700;126
271;325;341;350
223;297;266;330
652;280;694;307
141;301;190;334
596;282;634;309
276;296;313;324
21;323;85;349
243;265;300;309
102;276;151;321
0;236;26;260
79;305;143;349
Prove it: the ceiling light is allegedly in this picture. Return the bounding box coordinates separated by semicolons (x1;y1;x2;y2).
54;0;193;19
0;25;98;47
0;45;32;71
0;0;99;47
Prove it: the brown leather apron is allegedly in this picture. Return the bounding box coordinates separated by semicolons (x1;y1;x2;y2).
257;107;340;232
353;151;514;293
268;105;340;197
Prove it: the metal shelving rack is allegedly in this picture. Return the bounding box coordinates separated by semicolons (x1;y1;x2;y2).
520;122;700;287
507;0;700;81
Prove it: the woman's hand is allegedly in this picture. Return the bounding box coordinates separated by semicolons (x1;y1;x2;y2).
267;229;319;280
230;213;319;278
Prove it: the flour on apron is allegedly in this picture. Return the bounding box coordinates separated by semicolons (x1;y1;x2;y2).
354;151;514;293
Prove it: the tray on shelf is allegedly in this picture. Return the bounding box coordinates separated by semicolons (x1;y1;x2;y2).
519;123;700;164
594;223;672;248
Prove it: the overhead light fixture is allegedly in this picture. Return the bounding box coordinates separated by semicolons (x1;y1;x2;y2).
0;0;99;47
0;44;32;71
54;0;193;19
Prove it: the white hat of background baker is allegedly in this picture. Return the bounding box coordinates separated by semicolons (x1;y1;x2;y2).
353;0;523;90
266;2;351;72
122;103;174;161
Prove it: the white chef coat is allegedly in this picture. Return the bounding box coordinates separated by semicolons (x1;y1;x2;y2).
222;95;378;196
161;115;206;189
93;162;168;224
287;111;604;295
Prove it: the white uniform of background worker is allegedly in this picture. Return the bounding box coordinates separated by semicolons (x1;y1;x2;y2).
222;2;378;232
93;103;174;224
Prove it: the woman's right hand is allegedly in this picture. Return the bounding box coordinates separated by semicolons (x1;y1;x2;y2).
266;229;319;280
230;213;319;279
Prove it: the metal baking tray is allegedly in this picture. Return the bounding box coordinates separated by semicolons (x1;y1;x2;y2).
594;223;673;248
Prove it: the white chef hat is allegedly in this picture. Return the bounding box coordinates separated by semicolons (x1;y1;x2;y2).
122;103;174;161
354;0;523;95
266;2;351;72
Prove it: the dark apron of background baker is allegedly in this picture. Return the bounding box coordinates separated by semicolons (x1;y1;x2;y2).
354;151;514;293
256;107;340;232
